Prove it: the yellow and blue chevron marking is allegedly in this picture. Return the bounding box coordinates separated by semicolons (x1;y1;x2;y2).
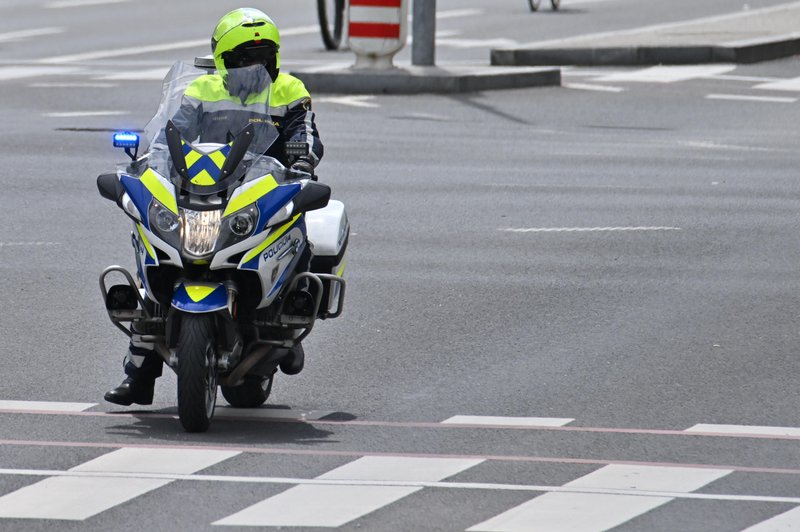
183;141;232;186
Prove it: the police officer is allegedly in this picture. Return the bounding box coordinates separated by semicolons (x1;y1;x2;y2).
105;7;322;406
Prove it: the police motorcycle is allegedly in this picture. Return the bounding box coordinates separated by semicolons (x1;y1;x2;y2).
96;61;348;432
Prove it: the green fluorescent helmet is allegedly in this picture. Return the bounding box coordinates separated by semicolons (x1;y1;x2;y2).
211;8;281;77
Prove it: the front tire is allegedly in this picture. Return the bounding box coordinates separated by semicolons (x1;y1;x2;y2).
221;374;273;408
176;314;217;432
529;0;542;11
551;0;560;9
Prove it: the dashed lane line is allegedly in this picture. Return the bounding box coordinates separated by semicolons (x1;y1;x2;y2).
0;28;63;43
441;415;574;427
0;400;95;412
45;0;129;7
706;93;797;103
2;407;800;442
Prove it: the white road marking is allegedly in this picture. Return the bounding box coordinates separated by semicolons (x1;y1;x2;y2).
744;507;800;531
95;67;170;81
564;82;625;92
711;74;783;83
468;464;732;532
435;8;484;19
39;39;208;64
0;400;95;412
0;28;63;43
686;424;800;437
679;140;775;152
501;226;681;233
595;65;736;83
754;76;800;92
43;110;129;117
46;0;129;7
213;456;483;527
436;38;520;49
38;24;319;65
0;66;81;80
706;93;797;103
441;415;574;427
0;467;798;505
316;95;380;108
0;448;238;520
29;82;115;88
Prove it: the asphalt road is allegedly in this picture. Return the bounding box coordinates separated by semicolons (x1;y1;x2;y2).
0;1;799;531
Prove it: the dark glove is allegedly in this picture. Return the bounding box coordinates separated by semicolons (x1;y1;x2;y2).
290;156;316;179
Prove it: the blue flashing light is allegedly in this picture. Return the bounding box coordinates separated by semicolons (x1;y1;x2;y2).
113;132;140;149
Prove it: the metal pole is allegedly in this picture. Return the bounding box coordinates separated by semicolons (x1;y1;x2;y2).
411;0;436;66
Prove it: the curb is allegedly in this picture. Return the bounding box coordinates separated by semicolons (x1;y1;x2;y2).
288;65;561;94
491;34;800;67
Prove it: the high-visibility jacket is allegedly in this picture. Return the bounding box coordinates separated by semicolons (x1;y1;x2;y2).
167;71;323;167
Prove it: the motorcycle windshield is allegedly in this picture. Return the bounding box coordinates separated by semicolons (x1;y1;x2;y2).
142;60;279;195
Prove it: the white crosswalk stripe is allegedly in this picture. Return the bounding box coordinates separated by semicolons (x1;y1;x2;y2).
213;456;484;527
0;448;239;520
744;507;800;531
468;464;732;532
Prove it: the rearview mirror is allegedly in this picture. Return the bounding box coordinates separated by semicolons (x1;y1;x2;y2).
292;182;331;215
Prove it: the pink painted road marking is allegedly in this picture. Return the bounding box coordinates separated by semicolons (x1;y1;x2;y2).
0;407;799;441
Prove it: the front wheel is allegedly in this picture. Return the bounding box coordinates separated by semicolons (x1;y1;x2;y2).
176;314;217;432
551;0;560;9
529;0;542;11
221;374;274;408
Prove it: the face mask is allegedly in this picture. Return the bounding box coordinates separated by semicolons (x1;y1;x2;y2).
226;65;270;104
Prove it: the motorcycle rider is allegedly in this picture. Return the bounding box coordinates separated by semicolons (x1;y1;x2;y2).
105;7;323;406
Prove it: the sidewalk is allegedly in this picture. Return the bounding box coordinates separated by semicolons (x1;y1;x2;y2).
492;2;800;66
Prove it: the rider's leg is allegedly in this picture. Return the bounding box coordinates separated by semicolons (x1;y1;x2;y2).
104;344;163;406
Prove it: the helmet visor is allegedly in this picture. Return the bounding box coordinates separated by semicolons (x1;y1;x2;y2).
222;42;278;70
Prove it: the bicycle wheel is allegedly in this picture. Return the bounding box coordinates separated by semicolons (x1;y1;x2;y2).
529;0;542;11
551;0;561;9
317;0;345;50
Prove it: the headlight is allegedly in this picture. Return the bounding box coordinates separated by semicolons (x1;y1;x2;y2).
148;200;180;249
183;209;221;257
217;205;259;250
154;206;179;233
229;211;255;236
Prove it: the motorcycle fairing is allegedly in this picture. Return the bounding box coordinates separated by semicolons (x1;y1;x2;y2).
120;168;179;229
222;174;301;222
172;282;228;313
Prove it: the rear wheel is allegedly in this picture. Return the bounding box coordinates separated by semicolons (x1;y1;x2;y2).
529;0;542;11
221;374;274;408
176;314;217;432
